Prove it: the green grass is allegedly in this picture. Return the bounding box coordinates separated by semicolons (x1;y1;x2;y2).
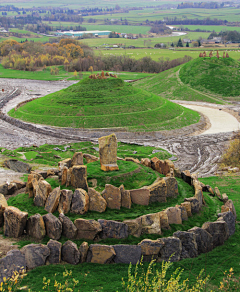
134;64;225;104
9;77;200;132
11;175;240;291
179;57;240;99
1;141;172;168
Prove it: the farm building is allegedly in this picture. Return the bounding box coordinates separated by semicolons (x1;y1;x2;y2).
55;30;111;37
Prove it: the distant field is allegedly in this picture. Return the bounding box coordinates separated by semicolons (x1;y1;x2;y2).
175;25;240;33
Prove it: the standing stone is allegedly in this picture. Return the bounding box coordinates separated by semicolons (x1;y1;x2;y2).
26;172;42;198
62;241;80;265
215;187;222;200
140;213;161;235
71;152;83;166
141;158;151;168
123;218;142;237
59;213;77;239
181;202;192;217
33;179;52;207
47;239;62;264
176;205;188;221
163;177;178;198
70;165;88;191
43;213;62;240
159;211;170;230
113;245;141;264
174;168;182;178
130;188;150;206
88;188;107;213
0;184;8;196
217;211;235;236
0;250;27;283
159;237;182;262
74;219;102;240
21;244;50;269
202;185;215;196
58;158;72;169
195;187;203;207
102;184;121;210
147;178;167;204
184;197;200;214
98;133;119;171
222;194;228;203
165;207;182;225
83;153;99;163
98;219;128;239
181;170;192;185
58;189;73;214
86;244;116;264
71;188;89;214
120;185;131;209
202;221;229;248
224;200;236;219
45;187;61;213
138;239;164;262
0;193;8;227
173;231;198;259
79;242;89;263
27;213;46;240
188;227;213;254
61;167;68;185
4;207;28;238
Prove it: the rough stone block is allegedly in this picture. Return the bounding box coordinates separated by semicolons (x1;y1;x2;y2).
47;239;62;264
165;207;182;225
58;189;73;214
123;218;142;237
43;213;62;240
130;188;150;206
70;165;88;191
188;227;213;254
173;231;198;259
102;184;121;210
120;184;131;209
88;188;107;213
27;213;46;240
71;188;89;214
98;219;128;239
138;239;164;262
140;213;161;235
45;187;61;213
86;244;116;264
98;134;119;171
21;244;50;269
62;241;80;265
59;214;77;239
217;211;235;236
163;177;178;198
113;245;141;264
202;221;229;248
74;218;102;240
159;237;182;262
4;207;28;238
147;178;167;204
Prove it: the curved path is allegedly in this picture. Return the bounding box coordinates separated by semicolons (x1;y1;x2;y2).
0;78;238;179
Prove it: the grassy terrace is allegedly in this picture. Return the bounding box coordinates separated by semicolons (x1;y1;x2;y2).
9;77;200;131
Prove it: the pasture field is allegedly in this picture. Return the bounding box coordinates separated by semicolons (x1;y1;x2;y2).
175;25;240;33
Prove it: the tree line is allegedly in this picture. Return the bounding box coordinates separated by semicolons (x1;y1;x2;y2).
177;2;224;9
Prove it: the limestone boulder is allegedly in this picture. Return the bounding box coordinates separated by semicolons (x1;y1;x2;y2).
88;188;107;213
102;184;121;210
0;184;8;196
42;213;62;240
98;133;119;171
138;239;164;262
130;188;150;206
150;157;161;172
0;193;8;227
71;188;89;214
113;245;141;264
123;218;142;237
74;219;102;240
125;157;140;164
21;244;50;269
33;179;52;207
163;177;178;198
222;194;228;203
140;213;161;235
58;158;72;169
71;152;83;166
61;166;68;185
59;213;77;239
165;207;182;225
159;237;182;262
86;244;116;264
181;170;192;185
159;211;170;230
202;221;229;248
45;187;61;213
58;189;73;214
0;250;26;283
173;231;198;259
224;200;236;219
26;172;42;197
79;242;89;263
47;239;62;264
70;165;88;191
98;219;128;239
194;188;203;207
4;159;32;173
62;241;80;265
188;227;213;254
141;158;151;168
4;207;28;238
215;187;222;200
217;211;235;236
27;213;46;240
83;153;99;163
147;178;167;204
176;205;188;221
120;185;131;209
181;202;192;217
202;185;215;196
184;197;200;214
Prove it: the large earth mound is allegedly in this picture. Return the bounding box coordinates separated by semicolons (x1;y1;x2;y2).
179;57;240;98
9;77;200;131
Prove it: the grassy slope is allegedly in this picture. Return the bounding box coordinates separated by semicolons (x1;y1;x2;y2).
13;175;237;292
179;57;240;99
134;64;225;104
9;77;200;132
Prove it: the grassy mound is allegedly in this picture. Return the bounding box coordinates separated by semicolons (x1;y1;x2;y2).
179;57;240;98
9;77;200;132
134;64;225;104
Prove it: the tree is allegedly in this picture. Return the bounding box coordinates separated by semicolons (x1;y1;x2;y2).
73;70;77;78
171;42;174;47
177;38;183;47
186;42;189;47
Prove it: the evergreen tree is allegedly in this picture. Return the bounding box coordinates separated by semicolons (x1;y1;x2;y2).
186;42;189;47
177;38;183;47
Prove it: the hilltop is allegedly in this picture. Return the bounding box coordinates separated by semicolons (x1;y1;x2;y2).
9;77;200;132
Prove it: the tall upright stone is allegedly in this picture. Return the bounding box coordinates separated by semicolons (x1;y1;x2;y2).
98;133;119;171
